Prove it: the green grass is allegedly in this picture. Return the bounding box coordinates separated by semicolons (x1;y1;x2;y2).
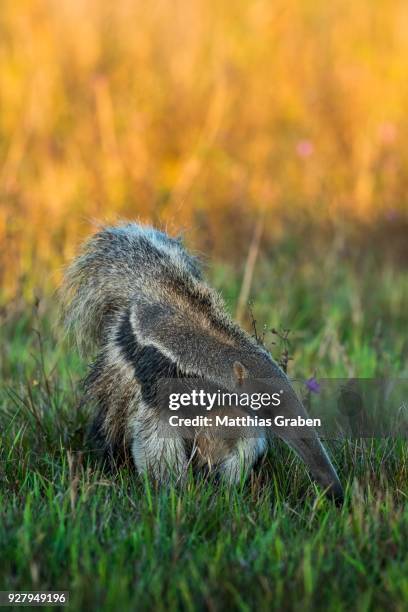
1;252;407;611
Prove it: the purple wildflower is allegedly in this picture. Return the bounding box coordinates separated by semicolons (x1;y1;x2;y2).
305;377;320;394
385;208;398;221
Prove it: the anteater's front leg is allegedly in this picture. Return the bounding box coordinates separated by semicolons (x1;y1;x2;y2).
130;402;188;482
192;430;267;484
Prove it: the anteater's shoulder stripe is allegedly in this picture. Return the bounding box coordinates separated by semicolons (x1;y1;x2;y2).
116;311;179;404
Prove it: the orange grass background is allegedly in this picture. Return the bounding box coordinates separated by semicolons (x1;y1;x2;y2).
1;0;408;294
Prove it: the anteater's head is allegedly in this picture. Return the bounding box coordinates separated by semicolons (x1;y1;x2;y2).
232;358;344;506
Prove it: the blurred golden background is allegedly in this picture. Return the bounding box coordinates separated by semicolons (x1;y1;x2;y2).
1;0;408;296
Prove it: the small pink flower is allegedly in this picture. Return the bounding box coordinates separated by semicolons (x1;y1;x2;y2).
378;122;397;145
296;139;314;158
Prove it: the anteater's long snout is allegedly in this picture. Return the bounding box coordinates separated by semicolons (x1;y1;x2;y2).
275;392;344;505
283;434;344;505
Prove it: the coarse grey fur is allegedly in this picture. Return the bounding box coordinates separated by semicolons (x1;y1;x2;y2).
61;221;343;503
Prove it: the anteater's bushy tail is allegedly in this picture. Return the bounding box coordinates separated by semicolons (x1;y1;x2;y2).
60;224;138;355
60;221;202;355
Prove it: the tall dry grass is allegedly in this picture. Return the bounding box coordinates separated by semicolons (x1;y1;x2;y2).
1;0;408;294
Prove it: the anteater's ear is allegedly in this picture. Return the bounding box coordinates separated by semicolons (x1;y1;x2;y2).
233;361;248;385
129;295;237;381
